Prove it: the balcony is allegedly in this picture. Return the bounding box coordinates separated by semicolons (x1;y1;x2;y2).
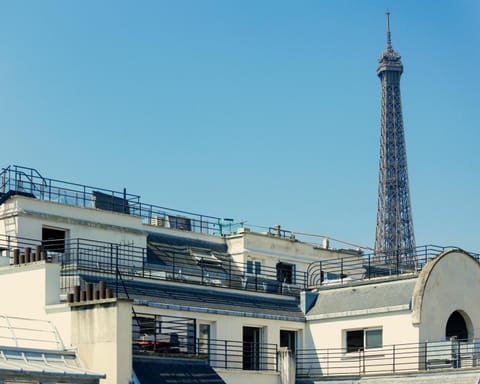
296;338;480;378
0;235;307;297
132;313;278;372
0;165;236;236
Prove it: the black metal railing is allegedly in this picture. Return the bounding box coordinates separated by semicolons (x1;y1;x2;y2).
133;313;197;354
132;313;278;372
296;338;480;377
0;165;237;236
306;245;480;288
0;235;306;296
2;234;478;295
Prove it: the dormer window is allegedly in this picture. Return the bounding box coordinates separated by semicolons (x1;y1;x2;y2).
190;248;221;265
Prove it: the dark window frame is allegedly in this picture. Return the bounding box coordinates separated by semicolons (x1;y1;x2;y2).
345;328;382;353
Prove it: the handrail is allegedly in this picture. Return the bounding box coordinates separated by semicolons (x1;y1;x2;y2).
306;245;479;289
0;234;306;297
296;338;480;377
0;165;233;236
0;314;64;351
132;310;278;372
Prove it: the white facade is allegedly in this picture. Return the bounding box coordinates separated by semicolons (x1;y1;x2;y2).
1;168;480;383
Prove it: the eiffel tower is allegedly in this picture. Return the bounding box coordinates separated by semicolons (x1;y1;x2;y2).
374;12;416;263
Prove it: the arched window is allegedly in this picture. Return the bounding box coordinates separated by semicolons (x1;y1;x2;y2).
445;311;468;341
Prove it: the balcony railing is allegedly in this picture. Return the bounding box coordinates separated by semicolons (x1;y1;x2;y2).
0;165;236;236
296;338;480;377
0;235;306;296
306;245;480;288
133;337;278;372
0;315;64;351
2;234;478;296
132;312;278;371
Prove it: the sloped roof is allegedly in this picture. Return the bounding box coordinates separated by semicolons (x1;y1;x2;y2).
0;347;104;383
133;356;226;384
147;232;228;254
82;276;304;321
306;278;417;318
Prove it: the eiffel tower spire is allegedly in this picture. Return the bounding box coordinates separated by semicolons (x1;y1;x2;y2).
374;12;416;263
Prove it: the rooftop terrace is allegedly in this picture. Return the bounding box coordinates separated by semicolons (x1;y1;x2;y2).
0;165;237;236
0;165;370;250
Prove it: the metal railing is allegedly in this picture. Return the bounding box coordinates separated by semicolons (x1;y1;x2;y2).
296;338;480;377
0;165;236;236
133;313;197;354
0;235;306;296
2;235;478;295
132;313;278;372
306;245;480;288
0;315;64;351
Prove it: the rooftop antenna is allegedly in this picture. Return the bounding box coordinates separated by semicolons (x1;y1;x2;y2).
386;10;392;51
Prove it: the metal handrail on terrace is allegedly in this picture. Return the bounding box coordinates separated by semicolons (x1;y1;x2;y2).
306;244;480;289
0;315;64;351
2;234;478;295
1;234;478;294
134;337;278;372
0;235;306;297
0;165;236;236
296;338;480;377
132;311;278;371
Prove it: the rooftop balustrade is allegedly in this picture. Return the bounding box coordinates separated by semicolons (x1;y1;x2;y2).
306;244;480;289
0;235;307;297
132;312;278;372
1;234;478;297
0;315;64;351
0;165;236;236
296;338;480;378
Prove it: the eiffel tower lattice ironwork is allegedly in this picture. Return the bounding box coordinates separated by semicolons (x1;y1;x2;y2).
374;12;416;263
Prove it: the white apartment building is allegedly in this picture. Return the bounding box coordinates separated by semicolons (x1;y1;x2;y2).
0;165;479;384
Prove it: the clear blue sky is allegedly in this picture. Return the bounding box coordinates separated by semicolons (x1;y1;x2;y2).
1;1;479;251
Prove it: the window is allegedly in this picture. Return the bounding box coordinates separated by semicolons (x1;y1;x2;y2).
198;324;211;354
190;248;221;265
246;260;261;275
243;326;262;370
276;262;295;284
446;311;469;340
280;330;296;353
42;227;67;254
346;328;382;352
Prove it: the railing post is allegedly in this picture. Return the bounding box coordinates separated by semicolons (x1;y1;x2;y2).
228;260;232;288
392;344;395;373
359;349;362;374
115;245;119;297
172;250;176;280
224;340;228;369
327;349;329;376
341;259;344;284
76;239;79;269
110;243;113;274
368;254;371;279
362;349;365;374
396;249;400;275
319;261;323;286
424;341;428;371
